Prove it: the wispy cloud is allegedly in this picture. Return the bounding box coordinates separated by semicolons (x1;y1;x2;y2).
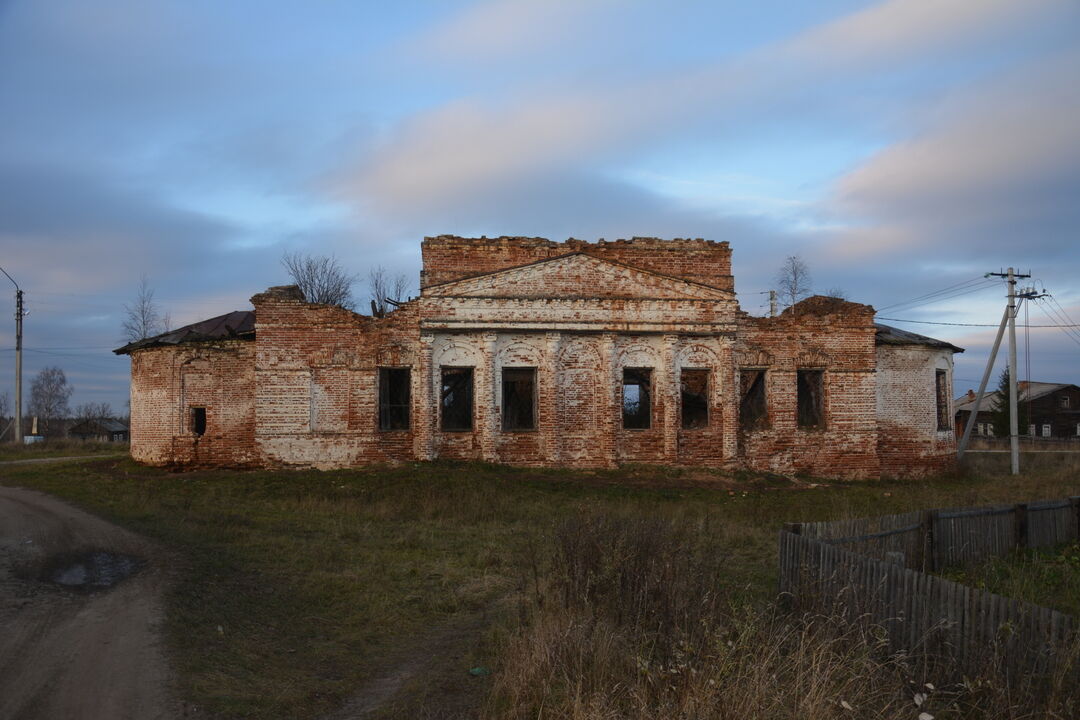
829;48;1080;260
342;0;1066;219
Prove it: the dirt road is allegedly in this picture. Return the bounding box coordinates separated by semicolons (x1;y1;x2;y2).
0;486;178;720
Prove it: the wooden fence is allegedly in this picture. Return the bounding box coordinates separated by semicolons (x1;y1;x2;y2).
779;498;1080;680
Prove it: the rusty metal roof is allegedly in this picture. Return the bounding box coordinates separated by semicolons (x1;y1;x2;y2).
874;323;964;353
113;310;255;354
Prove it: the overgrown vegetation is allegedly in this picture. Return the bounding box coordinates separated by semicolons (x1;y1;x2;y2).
487;515;1080;719
942;542;1080;618
1;459;1078;718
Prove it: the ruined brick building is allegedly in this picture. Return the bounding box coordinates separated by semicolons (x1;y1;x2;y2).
116;236;963;479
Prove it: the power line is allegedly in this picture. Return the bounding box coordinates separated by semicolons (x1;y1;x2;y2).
1033;299;1080;350
875;316;1080;328
875;276;999;313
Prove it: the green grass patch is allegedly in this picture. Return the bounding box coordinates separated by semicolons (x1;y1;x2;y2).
2;459;1079;718
940;541;1080;617
0;438;126;462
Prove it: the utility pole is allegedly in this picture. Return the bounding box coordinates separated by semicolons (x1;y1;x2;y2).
957;268;1039;475
769;290;777;318
989;268;1031;475
1006;268;1020;474
0;266;22;444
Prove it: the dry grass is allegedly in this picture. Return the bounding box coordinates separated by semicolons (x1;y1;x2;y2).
2;458;1079;718
485;514;1080;720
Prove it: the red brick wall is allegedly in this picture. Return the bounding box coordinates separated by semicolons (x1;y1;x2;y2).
129;341;257;468
876;345;957;478
125;242;958;480
420;235;734;291
250;285;423;469
735;297;881;480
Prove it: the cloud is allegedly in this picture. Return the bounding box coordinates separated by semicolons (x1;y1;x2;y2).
0;161;240;292
343;0;1068;219
412;0;609;62
783;0;1057;67
828;48;1080;261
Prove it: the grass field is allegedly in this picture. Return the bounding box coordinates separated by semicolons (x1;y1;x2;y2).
941;541;1080;618
0;438;126;462
1;457;1078;718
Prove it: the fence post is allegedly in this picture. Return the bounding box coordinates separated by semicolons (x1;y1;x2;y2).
783;522;802;535
1071;497;1080;541
920;510;938;573
1014;503;1028;549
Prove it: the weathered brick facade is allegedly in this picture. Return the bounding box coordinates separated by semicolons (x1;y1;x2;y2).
120;236;960;478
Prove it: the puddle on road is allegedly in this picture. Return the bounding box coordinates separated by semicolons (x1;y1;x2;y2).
45;551;143;591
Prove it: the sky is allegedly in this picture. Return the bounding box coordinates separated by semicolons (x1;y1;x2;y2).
1;0;1079;414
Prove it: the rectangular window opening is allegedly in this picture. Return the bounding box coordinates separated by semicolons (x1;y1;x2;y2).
502;368;536;431
797;369;825;429
935;370;950;431
1060;395;1070;409
680;369;709;429
379;367;411;431
739;369;767;431
440;367;474;431
1042;424;1052;437
190;407;206;437
622;368;652;429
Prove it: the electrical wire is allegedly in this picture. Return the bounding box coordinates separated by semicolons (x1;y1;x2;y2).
1047;295;1080;344
875;316;1080;328
1035;296;1080;346
1032;300;1080;350
875;276;995;312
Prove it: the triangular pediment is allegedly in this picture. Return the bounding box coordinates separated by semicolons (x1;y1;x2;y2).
423;253;733;301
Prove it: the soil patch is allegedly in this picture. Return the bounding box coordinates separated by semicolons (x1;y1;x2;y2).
0;485;179;720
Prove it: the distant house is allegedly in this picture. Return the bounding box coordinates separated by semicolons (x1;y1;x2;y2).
68;418;130;443
955;382;1080;438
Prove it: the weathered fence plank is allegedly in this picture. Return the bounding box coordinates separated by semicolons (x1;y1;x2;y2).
779;497;1080;683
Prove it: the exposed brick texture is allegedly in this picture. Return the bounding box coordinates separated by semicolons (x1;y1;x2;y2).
420;236;734;292
129;340;256;468
876;344;956;478
125;237;958;478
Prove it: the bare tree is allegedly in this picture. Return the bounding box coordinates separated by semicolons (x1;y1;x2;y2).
123;274;170;342
281;252;358;309
824;287;847;300
75;401;114;424
775;255;813;309
368;266;411;316
28;366;73;437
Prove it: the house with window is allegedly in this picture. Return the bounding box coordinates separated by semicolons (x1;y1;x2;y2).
954;382;1080;439
115;236;962;479
67;418;130;443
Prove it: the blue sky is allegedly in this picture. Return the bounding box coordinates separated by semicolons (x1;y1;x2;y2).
1;0;1079;413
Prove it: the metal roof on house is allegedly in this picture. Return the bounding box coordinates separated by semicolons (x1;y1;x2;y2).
874;323;964;353
69;418;129;433
113;310;255;354
955;382;1080;414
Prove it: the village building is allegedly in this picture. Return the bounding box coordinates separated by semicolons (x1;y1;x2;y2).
955;382;1080;439
116;236;963;478
68;418;130;443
